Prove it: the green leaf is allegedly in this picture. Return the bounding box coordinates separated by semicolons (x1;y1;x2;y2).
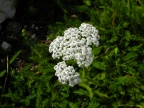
114;47;118;55
94;89;108;98
9;50;21;64
73;89;87;96
109;35;118;43
69;102;78;108
136;102;144;108
20;94;36;106
42;99;50;107
100;72;106;80
92;61;106;70
3;89;20;101
83;0;91;6
123;52;138;61
52;92;57;101
118;76;125;85
80;83;93;100
88;101;100;108
123;22;129;28
0;70;6;77
36;85;42;108
60;92;69;98
128;44;142;51
92;46;103;55
125;30;131;41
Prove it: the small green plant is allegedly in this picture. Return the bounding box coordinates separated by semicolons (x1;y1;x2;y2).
0;50;21;107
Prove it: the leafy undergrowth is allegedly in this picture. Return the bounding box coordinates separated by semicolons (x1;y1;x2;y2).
0;0;144;107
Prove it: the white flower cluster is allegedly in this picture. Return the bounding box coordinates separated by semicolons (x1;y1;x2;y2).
49;23;100;87
49;23;99;67
54;61;81;87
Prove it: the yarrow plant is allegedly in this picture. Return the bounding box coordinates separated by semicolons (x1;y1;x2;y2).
49;23;100;87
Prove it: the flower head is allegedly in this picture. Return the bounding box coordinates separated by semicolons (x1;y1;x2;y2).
49;23;100;86
49;23;99;67
54;61;81;87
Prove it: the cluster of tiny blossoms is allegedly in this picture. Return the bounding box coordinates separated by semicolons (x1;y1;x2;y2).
49;23;99;67
49;23;99;87
54;61;81;87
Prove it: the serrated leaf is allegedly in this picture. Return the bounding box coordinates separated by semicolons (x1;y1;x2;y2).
42;99;50;107
128;44;142;51
36;85;42;108
80;83;93;100
92;61;106;70
123;52;138;61
3;90;20;101
20;94;36;106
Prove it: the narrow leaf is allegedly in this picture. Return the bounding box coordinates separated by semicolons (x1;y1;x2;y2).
69;102;78;108
73;89;87;96
9;50;22;64
80;83;93;100
0;70;6;77
123;52;138;61
94;89;108;98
